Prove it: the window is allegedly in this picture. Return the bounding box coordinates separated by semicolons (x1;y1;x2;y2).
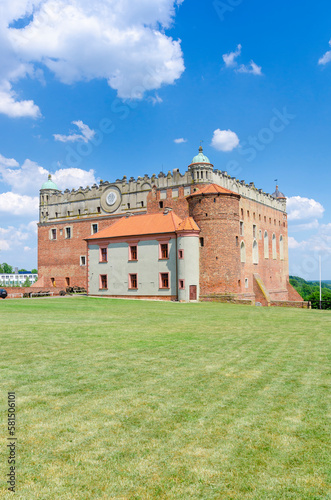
51;229;56;240
51;277;56;287
178;249;184;259
80;256;86;266
272;234;277;259
280;235;284;260
91;223;98;235
253;224;257;238
160;273;169;289
241;208;244;218
179;279;185;290
100;247;108;262
253;212;256;220
236;236;239;246
240;242;246;263
269;218;272;224
264;231;269;259
65;227;71;239
199;237;204;247
129;274;137;289
97;207;101;213
129;245;137;261
240;221;244;236
245;278;249;289
259;214;261;221
247;211;250;218
160;243;169;259
259;229;262;240
159;201;163;209
100;275;108;289
253;240;259;264
65;277;70;286
127;203;130;209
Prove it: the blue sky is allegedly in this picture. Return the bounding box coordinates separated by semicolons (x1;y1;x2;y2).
0;0;330;279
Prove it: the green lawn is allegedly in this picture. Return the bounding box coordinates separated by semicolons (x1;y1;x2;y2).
0;297;330;499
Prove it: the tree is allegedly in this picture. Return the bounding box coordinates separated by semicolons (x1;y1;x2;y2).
308;289;331;310
31;269;38;274
22;278;32;287
19;268;29;273
2;263;13;274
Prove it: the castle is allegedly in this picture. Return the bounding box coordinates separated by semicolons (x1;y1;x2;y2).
37;146;303;305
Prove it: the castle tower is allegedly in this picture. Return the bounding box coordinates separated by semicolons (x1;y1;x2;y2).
40;175;60;223
188;184;241;295
188;146;214;184
271;185;287;211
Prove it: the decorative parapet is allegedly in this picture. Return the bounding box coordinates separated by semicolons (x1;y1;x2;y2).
39;166;286;223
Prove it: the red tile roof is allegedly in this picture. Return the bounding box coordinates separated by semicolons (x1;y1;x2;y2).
188;183;239;197
177;217;200;232
86;212;199;240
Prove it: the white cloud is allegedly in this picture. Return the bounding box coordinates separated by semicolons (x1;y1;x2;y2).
236;61;262;76
0;224;37;256
54;120;95;143
52;168;96;191
0;86;41;118
0;192;39;216
0;154;19;168
174;138;187;144
211;129;240;152
318;40;331;65
287;196;325;221
222;44;262;76
222;44;241;68
288;236;302;249
0;0;184;116
289;219;320;233
0;153;97;196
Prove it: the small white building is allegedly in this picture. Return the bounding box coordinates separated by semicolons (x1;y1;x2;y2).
85;210;200;302
0;271;38;287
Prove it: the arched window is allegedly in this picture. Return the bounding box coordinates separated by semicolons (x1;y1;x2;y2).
272;234;277;259
280;235;284;260
264;231;269;259
240;241;246;263
253;240;259;264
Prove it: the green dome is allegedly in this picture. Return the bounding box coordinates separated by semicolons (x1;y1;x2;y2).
41;174;59;191
191;146;211;164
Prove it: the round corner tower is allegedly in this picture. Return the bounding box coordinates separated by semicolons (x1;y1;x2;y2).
187;184;241;295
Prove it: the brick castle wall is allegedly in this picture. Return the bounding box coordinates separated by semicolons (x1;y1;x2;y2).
188;193;241;295
38;216;120;288
238;197;289;300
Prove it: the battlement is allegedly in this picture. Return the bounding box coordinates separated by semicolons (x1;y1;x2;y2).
39;165;286;224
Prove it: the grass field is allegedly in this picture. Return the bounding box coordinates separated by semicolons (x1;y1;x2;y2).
0;297;330;499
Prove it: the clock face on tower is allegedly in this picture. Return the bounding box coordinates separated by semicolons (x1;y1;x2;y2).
106;191;117;206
